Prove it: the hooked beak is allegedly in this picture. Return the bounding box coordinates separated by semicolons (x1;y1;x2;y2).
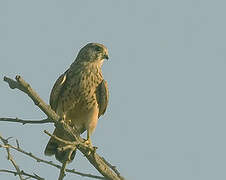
103;54;109;60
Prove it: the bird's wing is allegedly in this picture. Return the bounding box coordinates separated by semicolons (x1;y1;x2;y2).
96;80;109;117
49;71;68;111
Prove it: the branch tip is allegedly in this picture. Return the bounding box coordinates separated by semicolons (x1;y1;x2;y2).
15;75;21;81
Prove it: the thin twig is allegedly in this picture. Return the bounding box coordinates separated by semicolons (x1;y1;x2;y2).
58;160;68;180
16;139;20;149
0;134;24;180
0;118;53;125
0;138;105;179
44;130;76;146
0;169;44;180
58;147;76;180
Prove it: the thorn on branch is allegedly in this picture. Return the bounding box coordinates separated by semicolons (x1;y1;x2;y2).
16;139;20;149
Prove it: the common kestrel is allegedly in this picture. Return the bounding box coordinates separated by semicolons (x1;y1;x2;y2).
44;43;109;163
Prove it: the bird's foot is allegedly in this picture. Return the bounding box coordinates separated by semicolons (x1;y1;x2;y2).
84;139;96;155
84;139;93;147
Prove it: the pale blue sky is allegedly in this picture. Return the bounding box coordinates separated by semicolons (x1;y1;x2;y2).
1;0;226;180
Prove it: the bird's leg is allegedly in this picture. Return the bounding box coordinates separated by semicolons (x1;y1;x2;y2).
85;129;95;155
85;129;93;147
84;111;98;148
59;114;66;123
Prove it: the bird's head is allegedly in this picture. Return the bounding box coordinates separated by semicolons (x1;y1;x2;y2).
76;43;109;63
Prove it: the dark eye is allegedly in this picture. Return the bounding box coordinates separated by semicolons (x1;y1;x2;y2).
95;46;102;52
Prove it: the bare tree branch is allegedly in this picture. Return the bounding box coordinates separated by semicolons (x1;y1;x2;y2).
0;118;52;125
4;76;59;122
0;137;106;179
3;75;125;180
101;157;125;180
0;134;24;180
44;130;77;146
58;160;68;180
0;169;44;180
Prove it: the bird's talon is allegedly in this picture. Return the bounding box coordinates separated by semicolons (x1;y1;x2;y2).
84;139;93;147
93;146;98;153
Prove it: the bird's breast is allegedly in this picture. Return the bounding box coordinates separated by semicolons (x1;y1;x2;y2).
60;66;103;113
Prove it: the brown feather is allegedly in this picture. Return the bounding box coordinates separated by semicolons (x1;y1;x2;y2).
96;80;109;117
44;43;109;163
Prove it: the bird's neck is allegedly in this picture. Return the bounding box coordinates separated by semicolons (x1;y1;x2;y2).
70;60;103;80
73;60;103;72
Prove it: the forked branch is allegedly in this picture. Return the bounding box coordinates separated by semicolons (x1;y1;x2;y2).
2;75;125;180
0;136;105;179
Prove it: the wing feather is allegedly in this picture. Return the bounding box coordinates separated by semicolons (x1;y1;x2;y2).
49;72;68;111
96;80;109;117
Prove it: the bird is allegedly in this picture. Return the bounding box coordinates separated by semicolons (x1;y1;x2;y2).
44;43;109;163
